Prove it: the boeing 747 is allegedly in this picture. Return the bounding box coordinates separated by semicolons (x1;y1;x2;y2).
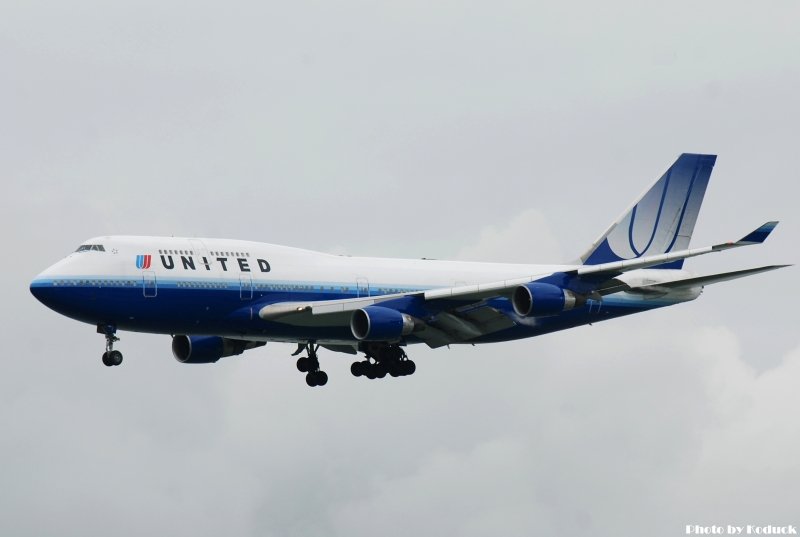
30;154;787;386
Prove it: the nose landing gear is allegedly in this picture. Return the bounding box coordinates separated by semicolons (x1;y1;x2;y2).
98;324;123;367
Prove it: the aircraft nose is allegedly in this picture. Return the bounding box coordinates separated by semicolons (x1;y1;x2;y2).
30;274;76;317
30;257;71;308
30;276;53;306
30;260;65;308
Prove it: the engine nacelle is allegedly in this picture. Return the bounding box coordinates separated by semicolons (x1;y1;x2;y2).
350;306;416;341
511;282;584;317
172;335;265;364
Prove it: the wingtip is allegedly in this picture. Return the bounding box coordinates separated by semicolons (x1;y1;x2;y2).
737;221;779;244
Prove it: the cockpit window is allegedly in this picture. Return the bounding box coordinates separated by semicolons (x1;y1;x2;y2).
75;244;106;252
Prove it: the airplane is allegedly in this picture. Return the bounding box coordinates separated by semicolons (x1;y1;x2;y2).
30;153;788;387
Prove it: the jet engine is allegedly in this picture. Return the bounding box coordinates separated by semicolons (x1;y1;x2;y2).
172;335;265;364
350;306;416;341
511;282;584;317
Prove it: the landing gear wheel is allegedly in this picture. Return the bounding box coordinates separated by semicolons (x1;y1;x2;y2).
316;371;328;386
297;357;310;373
110;350;123;366
389;362;403;377
351;361;365;377
365;365;377;380
102;352;113;367
305;371;329;387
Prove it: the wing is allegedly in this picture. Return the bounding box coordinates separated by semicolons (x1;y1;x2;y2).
257;222;783;347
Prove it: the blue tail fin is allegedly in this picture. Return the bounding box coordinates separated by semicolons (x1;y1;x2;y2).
580;153;717;269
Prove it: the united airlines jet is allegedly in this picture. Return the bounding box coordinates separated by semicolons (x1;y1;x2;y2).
30;154;787;386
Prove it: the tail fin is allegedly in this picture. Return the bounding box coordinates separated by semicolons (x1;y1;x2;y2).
580;153;717;269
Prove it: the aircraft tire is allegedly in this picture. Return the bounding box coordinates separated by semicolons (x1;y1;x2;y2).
102;352;113;367
351;361;364;377
305;371;328;387
110;350;123;366
297;357;309;373
389;363;402;377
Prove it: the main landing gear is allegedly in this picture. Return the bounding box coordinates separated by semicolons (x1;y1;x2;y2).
350;343;416;380
98;324;123;367
294;343;328;387
292;342;416;387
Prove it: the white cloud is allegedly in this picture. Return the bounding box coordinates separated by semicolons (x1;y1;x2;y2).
454;208;564;263
313;325;800;537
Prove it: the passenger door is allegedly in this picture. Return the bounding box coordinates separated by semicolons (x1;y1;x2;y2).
240;274;253;300
356;277;369;297
143;271;157;298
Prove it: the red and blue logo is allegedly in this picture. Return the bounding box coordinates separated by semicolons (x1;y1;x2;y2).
135;254;152;269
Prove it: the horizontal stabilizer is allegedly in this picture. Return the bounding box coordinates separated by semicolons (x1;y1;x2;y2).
578;221;781;279
631;264;791;292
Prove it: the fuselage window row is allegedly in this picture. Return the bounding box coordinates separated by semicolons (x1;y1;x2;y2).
155;249;252;258
47;279;421;294
51;279;137;287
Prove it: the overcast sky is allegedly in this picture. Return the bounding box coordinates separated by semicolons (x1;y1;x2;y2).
2;1;799;536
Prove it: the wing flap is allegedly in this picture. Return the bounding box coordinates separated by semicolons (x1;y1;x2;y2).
258;293;415;321
416;305;517;348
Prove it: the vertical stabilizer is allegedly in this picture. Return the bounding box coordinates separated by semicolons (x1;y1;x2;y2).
580;153;717;268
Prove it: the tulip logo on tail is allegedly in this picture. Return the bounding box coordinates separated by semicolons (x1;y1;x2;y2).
135;255;152;269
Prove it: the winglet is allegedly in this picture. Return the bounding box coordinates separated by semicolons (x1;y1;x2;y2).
737;221;779;245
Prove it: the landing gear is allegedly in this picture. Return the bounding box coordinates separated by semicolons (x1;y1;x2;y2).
294;343;328;387
305;370;328;387
351;343;415;380
290;342;414;385
102;350;123;366
98;324;123;367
